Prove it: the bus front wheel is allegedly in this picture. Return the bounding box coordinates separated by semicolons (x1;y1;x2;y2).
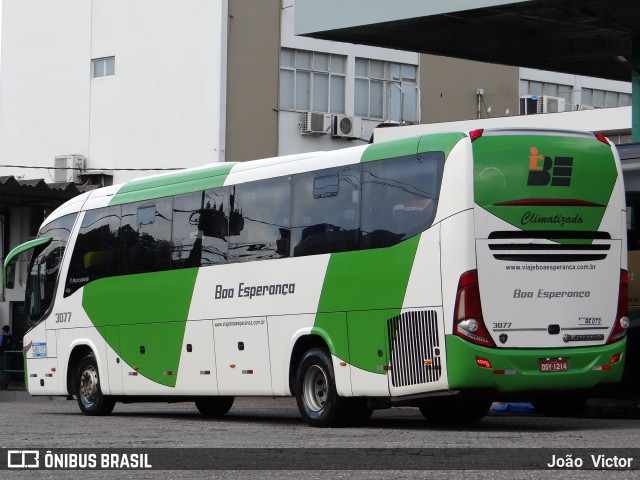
295;348;348;427
76;353;115;416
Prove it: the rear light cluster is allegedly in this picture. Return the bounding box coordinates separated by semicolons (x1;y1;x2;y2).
607;269;630;344
453;270;495;347
592;353;623;371
594;132;610;145
469;129;484;142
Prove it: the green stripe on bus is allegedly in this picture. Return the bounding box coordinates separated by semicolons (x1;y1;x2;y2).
83;268;199;387
109;164;235;206
313;235;421;373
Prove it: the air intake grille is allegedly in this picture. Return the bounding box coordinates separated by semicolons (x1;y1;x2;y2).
486;231;610;262
388;310;441;387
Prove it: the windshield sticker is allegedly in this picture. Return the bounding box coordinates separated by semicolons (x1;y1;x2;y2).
32;342;47;358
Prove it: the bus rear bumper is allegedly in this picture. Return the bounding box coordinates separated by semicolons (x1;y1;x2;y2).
445;335;626;393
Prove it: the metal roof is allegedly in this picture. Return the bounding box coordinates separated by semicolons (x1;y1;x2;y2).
0;176;98;208
295;0;639;82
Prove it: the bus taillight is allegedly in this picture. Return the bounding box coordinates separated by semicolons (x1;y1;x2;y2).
607;269;630;344
453;270;496;347
594;132;610;145
469;129;484;142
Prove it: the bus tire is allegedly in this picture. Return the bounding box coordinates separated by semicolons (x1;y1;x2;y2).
76;353;115;416
419;396;491;424
195;396;234;417
346;398;373;425
295;348;348;427
533;395;587;417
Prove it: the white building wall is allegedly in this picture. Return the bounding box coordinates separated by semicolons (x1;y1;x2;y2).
0;0;228;185
89;0;229;183
0;0;92;183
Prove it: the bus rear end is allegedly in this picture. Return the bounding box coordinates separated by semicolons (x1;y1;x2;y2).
447;129;628;404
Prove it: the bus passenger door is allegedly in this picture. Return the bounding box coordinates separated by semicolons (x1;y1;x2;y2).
213;316;273;395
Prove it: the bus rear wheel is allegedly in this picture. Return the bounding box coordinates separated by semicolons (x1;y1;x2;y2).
195;396;234;417
419;396;491;424
76;353;115;416
295;348;348;427
533;395;587;417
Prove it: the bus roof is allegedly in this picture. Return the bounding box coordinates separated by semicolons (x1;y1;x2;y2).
40;129;611;226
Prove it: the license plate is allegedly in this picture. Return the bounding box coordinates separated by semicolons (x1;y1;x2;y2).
539;358;568;372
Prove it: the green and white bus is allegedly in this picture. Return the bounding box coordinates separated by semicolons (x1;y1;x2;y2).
3;128;629;426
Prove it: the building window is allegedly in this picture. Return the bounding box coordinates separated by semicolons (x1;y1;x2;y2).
581;88;631;109
354;58;418;123
92;56;115;78
520;79;632;110
279;48;346;114
519;80;573;105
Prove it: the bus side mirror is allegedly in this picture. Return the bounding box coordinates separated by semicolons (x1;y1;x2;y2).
3;236;53;290
4;261;16;289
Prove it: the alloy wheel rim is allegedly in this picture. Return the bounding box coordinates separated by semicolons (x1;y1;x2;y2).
303;365;328;412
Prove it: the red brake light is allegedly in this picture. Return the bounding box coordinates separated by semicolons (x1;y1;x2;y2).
594;132;610;145
453;270;495;347
476;358;492;369
608;269;629;344
469;129;484;142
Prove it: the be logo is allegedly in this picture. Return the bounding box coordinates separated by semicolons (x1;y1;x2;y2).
527;147;573;187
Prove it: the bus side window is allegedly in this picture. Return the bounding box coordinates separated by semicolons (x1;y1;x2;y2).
65;206;121;297
360;151;445;249
172;188;229;268
292;166;361;257
120;198;173;275
228;177;291;263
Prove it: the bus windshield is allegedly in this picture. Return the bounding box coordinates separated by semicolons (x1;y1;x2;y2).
25;214;77;324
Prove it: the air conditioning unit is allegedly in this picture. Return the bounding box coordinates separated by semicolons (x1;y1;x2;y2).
301;112;329;135
537;95;565;114
54;155;86;183
519;95;538;115
332;115;362;139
